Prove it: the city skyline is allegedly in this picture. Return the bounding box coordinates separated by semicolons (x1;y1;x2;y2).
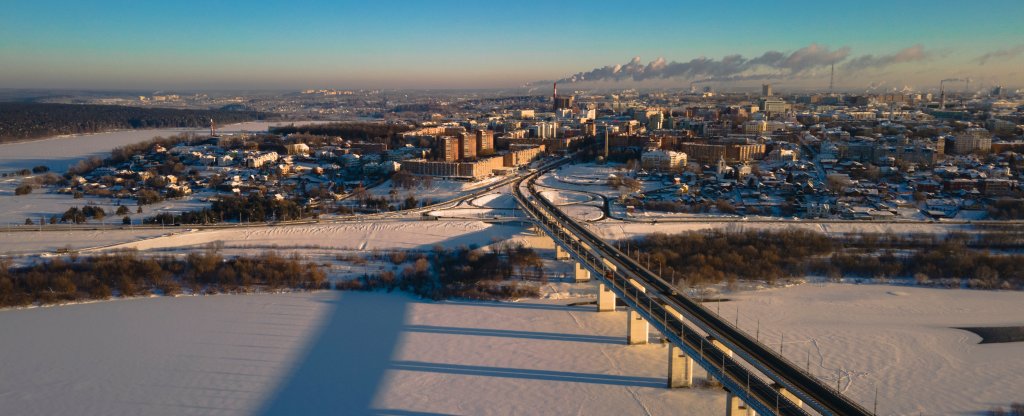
1;0;1023;91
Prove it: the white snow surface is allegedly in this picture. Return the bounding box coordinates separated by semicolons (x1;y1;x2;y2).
0;185;210;226
0;218;529;259
561;204;605;221
367;176;506;203
0;228;170;255
0;291;723;415
468;192;517;209
721;283;1024;415
105;220;523;252
0;279;1021;414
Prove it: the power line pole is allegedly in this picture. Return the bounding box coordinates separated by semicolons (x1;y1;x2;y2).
873;384;879;415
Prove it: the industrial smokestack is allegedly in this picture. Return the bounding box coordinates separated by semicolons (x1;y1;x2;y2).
939;85;945;110
603;126;609;159
552;82;559;112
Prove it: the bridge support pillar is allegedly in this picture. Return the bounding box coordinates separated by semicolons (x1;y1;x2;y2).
555;244;570;260
573;262;590;282
668;345;693;388
772;383;802;408
627;309;649;344
597;283;616;312
726;392;743;416
725;391;756;416
626;279;648;345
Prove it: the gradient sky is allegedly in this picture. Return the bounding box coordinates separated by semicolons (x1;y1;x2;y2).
1;0;1022;91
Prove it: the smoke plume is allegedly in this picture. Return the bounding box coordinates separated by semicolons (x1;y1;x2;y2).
975;44;1024;65
548;43;931;85
841;45;930;72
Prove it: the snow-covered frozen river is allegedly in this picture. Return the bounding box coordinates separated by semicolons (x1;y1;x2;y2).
1;283;1022;415
0;120;332;173
0;290;720;415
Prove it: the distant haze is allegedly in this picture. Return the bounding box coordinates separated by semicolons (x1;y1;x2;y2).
1;0;1022;91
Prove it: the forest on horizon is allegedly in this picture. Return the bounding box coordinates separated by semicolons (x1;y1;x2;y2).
0;102;269;143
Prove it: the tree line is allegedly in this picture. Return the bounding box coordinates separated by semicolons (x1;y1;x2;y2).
626;229;1024;290
0;102;268;143
269;122;412;143
988;199;1024;220
627;229;834;287
144;194;308;225
337;241;543;300
0;250;327;308
822;238;1023;289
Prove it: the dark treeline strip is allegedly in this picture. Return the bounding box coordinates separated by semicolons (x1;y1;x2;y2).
144;194;306;225
628;229;833;287
338;241;543;300
822;240;1024;288
628;230;1024;290
270;122;413;143
0;251;327;308
989;199;1024;220
828;230;1024;250
0;102;268;143
390;103;449;113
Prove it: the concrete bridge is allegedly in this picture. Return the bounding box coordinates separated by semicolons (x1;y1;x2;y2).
513;159;872;416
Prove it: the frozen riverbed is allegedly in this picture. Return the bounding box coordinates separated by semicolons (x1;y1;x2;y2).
0;120;331;173
1;283;1022;415
0;290;722;415
722;283;1024;415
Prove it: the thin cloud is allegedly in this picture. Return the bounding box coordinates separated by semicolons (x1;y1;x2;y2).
976;44;1024;65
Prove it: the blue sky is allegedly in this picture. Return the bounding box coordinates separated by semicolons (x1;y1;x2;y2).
1;0;1022;90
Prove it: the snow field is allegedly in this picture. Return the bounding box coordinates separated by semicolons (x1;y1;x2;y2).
0;291;725;415
105;220;524;253
720;283;1024;414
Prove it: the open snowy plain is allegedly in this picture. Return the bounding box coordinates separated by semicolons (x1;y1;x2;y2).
103;220;524;253
723;283;1024;415
2;283;1022;415
0;291;723;416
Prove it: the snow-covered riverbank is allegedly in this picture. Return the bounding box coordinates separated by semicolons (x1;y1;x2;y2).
0;120;332;173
